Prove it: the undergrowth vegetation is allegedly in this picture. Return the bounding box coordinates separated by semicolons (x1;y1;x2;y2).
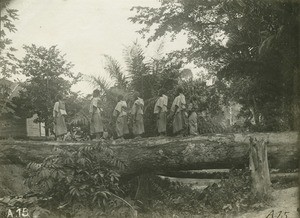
0;143;284;217
23;142;133;217
120;169;258;217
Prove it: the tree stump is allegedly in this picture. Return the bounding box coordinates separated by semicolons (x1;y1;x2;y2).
249;137;271;198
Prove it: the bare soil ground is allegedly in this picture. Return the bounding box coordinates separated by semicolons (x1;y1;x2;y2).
236;187;299;218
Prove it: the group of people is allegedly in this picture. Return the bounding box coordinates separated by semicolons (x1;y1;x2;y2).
52;87;199;141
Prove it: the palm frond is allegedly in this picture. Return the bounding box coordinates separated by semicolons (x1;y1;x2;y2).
87;75;111;94
123;40;147;77
68;99;90;125
69;110;90;125
103;55;128;88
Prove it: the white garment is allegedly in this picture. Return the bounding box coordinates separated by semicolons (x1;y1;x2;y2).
114;100;127;117
154;94;168;114
162;94;168;112
53;101;67;117
60;109;67;115
171;93;186;113
90;97;101;114
132;97;144;115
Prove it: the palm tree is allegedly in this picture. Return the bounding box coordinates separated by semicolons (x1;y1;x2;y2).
103;55;128;89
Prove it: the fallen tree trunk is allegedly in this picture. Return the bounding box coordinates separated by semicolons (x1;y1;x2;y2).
0;132;298;176
158;170;298;183
158;170;229;179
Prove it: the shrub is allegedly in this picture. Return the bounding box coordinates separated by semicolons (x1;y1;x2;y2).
24;142;133;217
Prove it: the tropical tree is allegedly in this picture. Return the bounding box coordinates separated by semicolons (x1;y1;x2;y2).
216;0;300;131
13;45;80;135
130;0;300;131
72;39;224;137
70;55;131;138
0;1;18;77
103;54;128;89
70;41;177;137
0;2;19;117
123;41;151;98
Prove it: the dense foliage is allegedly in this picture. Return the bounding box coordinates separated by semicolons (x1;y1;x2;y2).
73;41;225;138
0;3;19;117
12;45;81;134
1;1;298;217
119;169;272;217
0;2;18;78
20;144;260;218
24;142;135;217
130;0;300;131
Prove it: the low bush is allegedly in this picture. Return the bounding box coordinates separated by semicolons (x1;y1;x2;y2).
23;142;132;217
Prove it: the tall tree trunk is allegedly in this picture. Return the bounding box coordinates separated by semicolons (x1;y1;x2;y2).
252;96;260;126
249;137;271;198
45;127;49;137
293;67;299;130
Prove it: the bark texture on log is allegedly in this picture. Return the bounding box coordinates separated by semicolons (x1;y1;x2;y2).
159;171;298;183
249;137;271;197
0;132;298;176
158;170;229;179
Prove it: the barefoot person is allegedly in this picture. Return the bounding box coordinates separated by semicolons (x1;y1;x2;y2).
53;94;67;141
131;92;144;138
170;87;187;136
113;95;129;139
89;89;103;140
154;89;168;136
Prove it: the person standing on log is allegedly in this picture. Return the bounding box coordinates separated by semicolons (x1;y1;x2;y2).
53;94;67;141
89;89;103;140
187;96;198;135
171;87;187;136
154;89;168;136
113;95;129;140
131;92;144;138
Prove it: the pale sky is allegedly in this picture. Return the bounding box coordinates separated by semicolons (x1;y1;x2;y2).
7;0;190;95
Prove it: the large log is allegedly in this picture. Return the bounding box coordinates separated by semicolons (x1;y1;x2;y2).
0;132;298;177
158;170;299;183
